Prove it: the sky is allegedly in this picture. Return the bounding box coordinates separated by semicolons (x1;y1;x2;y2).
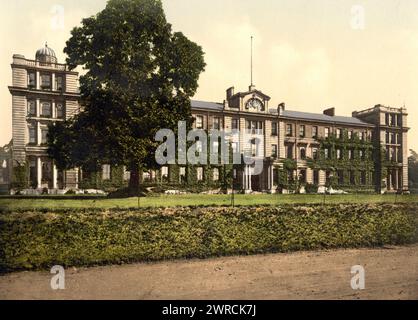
0;0;417;151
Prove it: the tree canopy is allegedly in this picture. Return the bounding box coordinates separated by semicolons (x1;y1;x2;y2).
48;0;206;189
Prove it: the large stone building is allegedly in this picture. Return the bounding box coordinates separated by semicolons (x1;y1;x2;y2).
189;86;409;193
3;45;409;194
7;44;80;193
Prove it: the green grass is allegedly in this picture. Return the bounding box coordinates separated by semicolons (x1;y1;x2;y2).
1;193;417;210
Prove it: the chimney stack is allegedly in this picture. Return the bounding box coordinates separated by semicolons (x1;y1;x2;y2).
278;102;285;115
226;87;234;100
323;107;335;117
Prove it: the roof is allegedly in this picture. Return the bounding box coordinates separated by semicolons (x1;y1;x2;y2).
191;99;373;127
35;43;57;63
280;110;372;126
191;100;223;111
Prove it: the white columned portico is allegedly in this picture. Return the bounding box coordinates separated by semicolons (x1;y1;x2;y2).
52;162;58;189
36;98;40;117
51;73;56;91
36;157;42;188
248;166;253;192
36;121;41;146
52;100;56;118
36;71;40;90
267;165;271;191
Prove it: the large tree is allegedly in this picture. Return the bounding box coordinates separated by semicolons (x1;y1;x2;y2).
48;0;206;190
409;149;418;189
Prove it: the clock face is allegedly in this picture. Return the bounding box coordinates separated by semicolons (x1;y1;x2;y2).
246;98;263;110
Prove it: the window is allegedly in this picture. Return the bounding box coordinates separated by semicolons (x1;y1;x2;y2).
41;102;51;117
313;170;319;185
396;134;400;144
271;144;278;158
286;124;293;136
385;113;390;125
300;147;306;160
324;127;330;138
390;114;396;127
299;125;305;138
359;150;365;160
348;130;353;139
324;148;330;159
102;165;111;180
56;103;64;118
336;129;342;139
196;167;203;181
386;132;390;143
29;126;36;144
213;117;220;130
312;147;318;160
232;118;239;130
360;132;365;140
232;142;238;154
123;168;130;181
246;120;263;134
55;76;63;91
27;100;36;116
179;167;186;182
251;139;257;157
213;168;219;181
360;171;366;185
349;149;354;160
40;74;51;89
299;169;307;184
336;149;342;160
41;128;48;144
349;171;355;185
28;72;36;88
271;122;278;136
397;115;402;127
312;126;318;138
286;145;293;159
391;133;396;144
195;115;203;129
337;170;344;185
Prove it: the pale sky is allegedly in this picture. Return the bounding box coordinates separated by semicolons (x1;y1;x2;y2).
1;0;417;151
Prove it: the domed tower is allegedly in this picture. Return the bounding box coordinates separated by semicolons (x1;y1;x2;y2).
35;43;57;64
9;44;81;192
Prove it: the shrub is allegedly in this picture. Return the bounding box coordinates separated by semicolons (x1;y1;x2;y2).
0;203;417;272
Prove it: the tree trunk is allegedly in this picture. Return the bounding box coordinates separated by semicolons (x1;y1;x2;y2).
128;165;141;195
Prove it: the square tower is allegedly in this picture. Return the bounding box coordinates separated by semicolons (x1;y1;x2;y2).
353;105;409;192
8;44;81;192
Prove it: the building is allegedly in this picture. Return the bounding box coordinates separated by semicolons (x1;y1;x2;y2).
4;45;409;194
8;44;81;193
187;85;409;193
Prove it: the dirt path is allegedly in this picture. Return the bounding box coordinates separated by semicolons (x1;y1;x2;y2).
1;245;417;300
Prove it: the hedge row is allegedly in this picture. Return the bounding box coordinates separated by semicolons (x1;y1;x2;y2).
1;203;417;272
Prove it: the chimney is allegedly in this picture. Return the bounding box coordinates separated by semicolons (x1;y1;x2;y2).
226;87;234;100
278;102;285;115
323;107;335;117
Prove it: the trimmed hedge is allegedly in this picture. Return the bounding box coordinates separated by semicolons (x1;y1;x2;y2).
1;203;417;272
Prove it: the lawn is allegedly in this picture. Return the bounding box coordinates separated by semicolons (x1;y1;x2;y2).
0;193;417;210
